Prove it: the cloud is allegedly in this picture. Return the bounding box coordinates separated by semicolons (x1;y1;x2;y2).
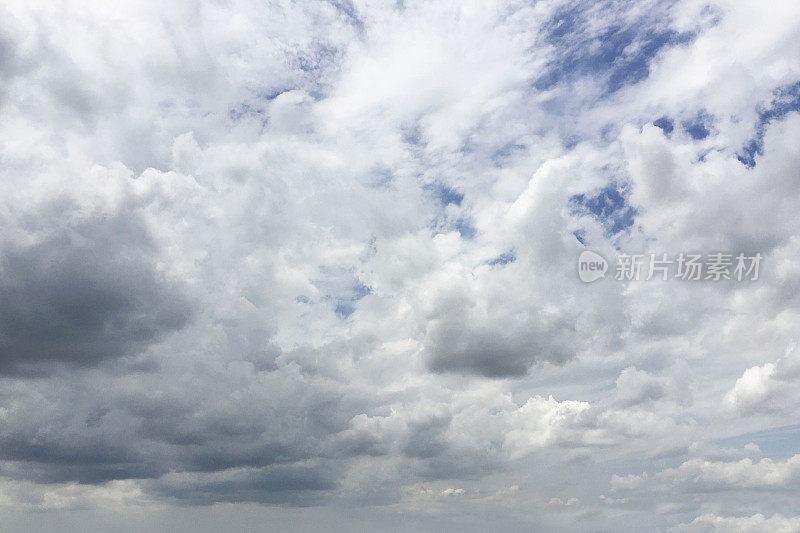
657;453;800;490
610;472;647;491
724;364;778;414
0;211;193;375
671;513;800;533
144;465;340;506
723;347;800;416
0;0;799;531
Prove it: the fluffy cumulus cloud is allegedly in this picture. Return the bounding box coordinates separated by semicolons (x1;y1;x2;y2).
0;0;799;531
671;514;800;533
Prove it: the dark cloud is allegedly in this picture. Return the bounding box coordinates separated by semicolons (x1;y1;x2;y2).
426;330;533;378
0;210;193;375
401;415;451;459
145;465;340;506
425;318;575;378
0;431;164;484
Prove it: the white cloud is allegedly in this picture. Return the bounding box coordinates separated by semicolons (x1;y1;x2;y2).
610;472;648;491
658;454;800;489
671;513;800;533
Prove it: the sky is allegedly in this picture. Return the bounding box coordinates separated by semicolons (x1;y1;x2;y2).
0;1;799;531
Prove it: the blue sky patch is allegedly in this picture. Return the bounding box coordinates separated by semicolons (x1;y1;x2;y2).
425;183;475;239
570;181;636;236
487;251;516;266
653;116;674;134
738;80;800;167
682;110;713;140
427;183;464;207
716;424;800;460
228;103;266;122
454;217;476;239
491;142;527;167
333;278;371;319
535;3;694;96
314;267;372;319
